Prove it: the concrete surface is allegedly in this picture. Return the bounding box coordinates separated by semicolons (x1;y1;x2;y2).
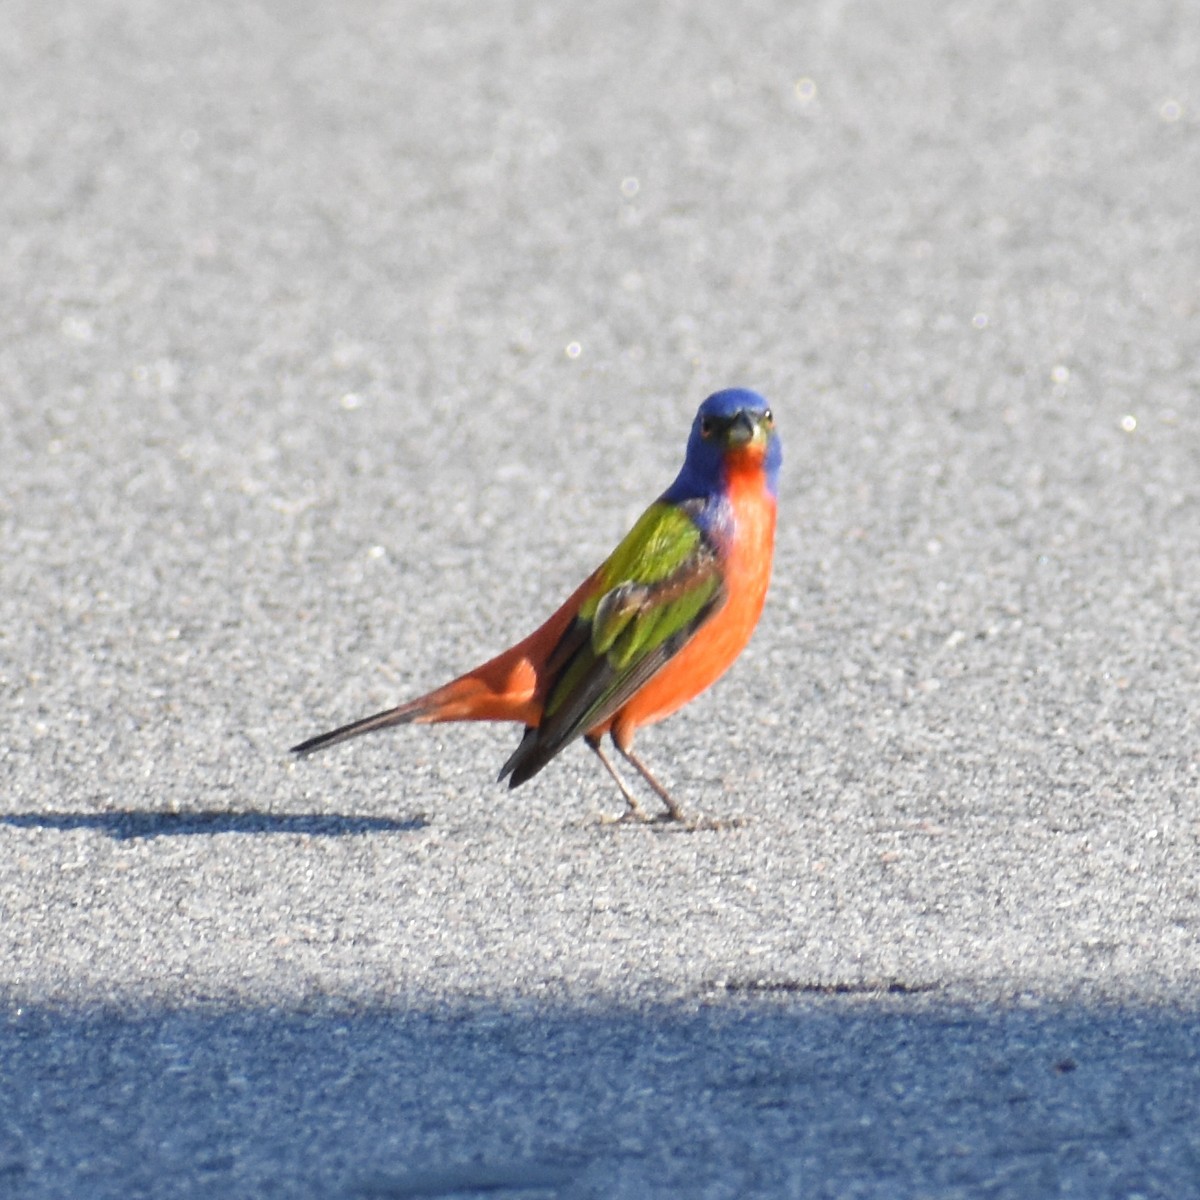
1;0;1197;1196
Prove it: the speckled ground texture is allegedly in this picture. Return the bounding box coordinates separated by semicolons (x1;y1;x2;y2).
2;1;1198;1197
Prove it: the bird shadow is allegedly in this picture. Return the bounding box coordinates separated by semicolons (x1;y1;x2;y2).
0;810;428;841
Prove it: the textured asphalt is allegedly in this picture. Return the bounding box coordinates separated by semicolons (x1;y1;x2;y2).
2;1;1198;1197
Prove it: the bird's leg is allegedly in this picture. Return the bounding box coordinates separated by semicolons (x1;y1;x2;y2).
586;735;653;822
611;735;687;823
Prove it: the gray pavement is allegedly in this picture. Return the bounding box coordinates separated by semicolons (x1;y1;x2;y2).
2;0;1198;1196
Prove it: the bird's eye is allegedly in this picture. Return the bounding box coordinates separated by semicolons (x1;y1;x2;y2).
699;417;714;438
763;408;773;426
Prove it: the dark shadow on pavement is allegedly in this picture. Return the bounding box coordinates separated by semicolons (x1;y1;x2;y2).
1;996;1197;1199
0;810;428;840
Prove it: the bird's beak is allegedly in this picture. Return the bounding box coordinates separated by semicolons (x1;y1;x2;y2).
726;411;758;446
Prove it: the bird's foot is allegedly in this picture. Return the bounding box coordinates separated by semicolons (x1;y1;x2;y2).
600;806;748;831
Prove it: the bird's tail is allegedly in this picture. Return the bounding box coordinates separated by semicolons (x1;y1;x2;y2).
290;695;437;755
290;661;541;756
291;572;602;757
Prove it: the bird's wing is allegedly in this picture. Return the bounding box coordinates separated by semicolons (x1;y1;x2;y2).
500;500;725;785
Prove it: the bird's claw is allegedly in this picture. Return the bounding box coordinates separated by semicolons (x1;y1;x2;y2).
599;806;747;831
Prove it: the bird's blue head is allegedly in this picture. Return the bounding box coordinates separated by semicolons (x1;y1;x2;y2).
664;388;781;503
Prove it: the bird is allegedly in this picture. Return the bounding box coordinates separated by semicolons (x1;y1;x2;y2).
292;388;781;823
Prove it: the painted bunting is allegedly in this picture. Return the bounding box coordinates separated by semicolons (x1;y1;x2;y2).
292;388;781;822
